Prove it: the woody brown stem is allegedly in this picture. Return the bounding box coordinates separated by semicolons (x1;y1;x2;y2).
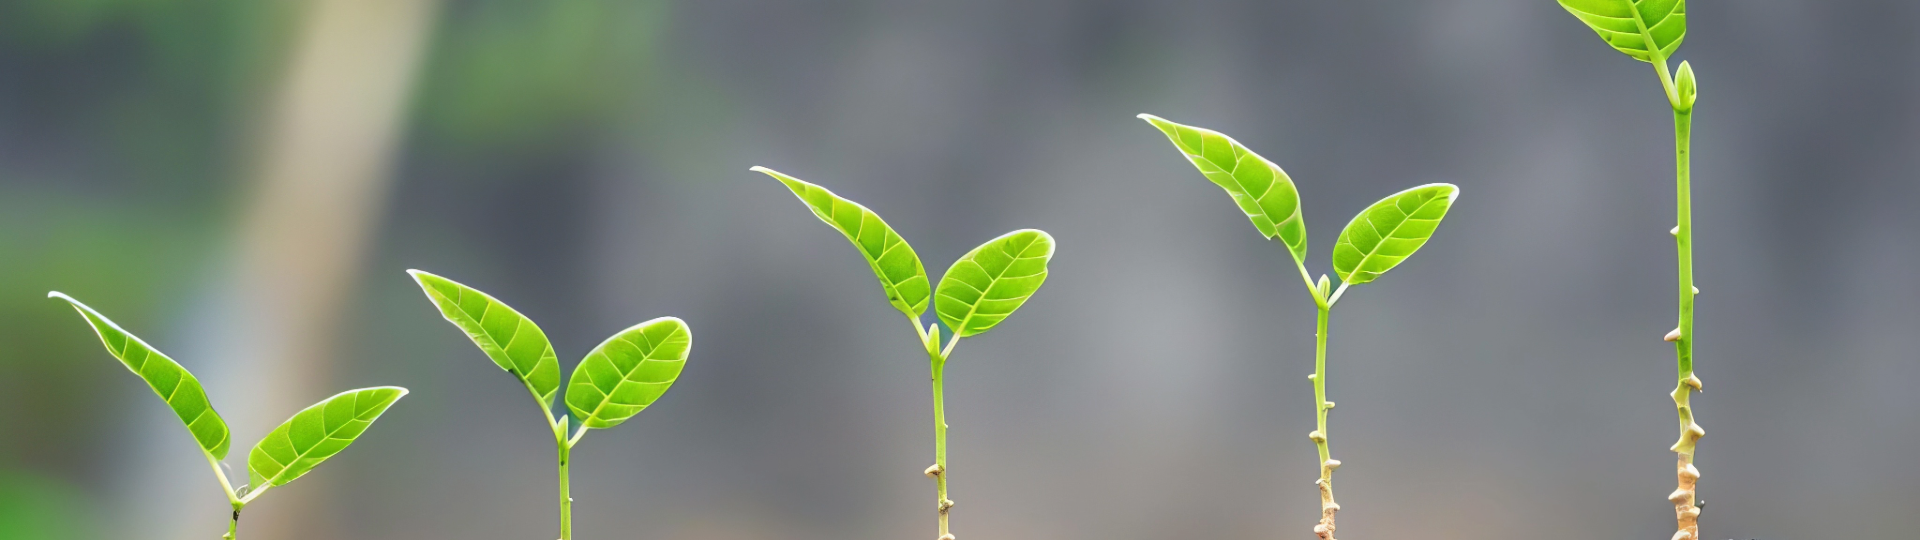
1669;376;1703;540
1314;459;1341;540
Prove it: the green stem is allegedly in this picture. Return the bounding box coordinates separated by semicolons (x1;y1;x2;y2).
1310;302;1339;540
557;421;575;540
223;510;238;540
929;352;953;539
1313;304;1330;464
1673;107;1695;382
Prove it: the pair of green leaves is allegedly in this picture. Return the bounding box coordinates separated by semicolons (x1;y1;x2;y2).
410;270;690;431
48;292;406;492
1138;115;1458;290
752;167;1054;341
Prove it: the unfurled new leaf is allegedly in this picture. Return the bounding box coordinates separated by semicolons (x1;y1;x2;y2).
247;387;407;488
1558;0;1686;62
409;270;561;409
566;317;691;429
1331;184;1459;286
1138;114;1308;265
755;166;932;318
935;229;1055;338
49;292;232;459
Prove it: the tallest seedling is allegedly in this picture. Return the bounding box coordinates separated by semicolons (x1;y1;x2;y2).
1138;114;1459;540
753;166;1055;540
1555;2;1706;539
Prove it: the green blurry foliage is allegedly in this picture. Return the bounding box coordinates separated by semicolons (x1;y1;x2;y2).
0;469;101;540
415;0;668;149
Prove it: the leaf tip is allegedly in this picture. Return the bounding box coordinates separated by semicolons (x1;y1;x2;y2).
46;290;70;301
751;166;810;192
404;268;437;285
1136;113;1175;131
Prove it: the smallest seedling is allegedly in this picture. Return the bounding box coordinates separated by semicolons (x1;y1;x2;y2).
49;292;407;540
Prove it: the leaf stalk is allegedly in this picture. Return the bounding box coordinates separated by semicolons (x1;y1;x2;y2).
206;452;246;540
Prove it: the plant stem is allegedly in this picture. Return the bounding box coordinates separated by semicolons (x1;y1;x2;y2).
556;419;575;540
224;510;239;540
928;351;954;540
1310;302;1339;540
1666;92;1704;540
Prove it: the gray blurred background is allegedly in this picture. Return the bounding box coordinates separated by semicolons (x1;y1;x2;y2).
2;1;1916;539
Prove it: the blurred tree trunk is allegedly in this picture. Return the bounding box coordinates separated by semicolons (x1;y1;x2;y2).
150;1;440;539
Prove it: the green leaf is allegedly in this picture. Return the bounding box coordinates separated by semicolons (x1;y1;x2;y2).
1137;114;1308;265
247;387;407;488
565;317;691;429
1558;0;1686;62
408;270;561;409
935;229;1055;338
1330;184;1460;286
48;292;232;459
754;166;932;318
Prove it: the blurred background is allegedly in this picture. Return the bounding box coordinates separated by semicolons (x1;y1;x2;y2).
2;1;1916;539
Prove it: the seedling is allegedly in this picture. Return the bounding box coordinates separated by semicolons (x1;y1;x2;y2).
47;292;407;540
408;270;690;540
1555;2;1706;538
1137;115;1459;540
752;166;1055;540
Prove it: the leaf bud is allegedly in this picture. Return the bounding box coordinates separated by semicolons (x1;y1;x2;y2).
1674;61;1698;111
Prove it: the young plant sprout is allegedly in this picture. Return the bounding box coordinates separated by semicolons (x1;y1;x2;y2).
48;292;407;540
1555;2;1706;539
408;270;690;540
752;166;1055;540
1137;115;1459;540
